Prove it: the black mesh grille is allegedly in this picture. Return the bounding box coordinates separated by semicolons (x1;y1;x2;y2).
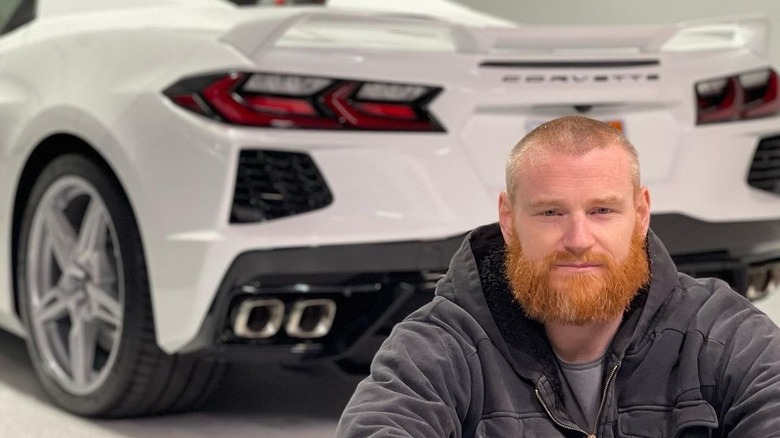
231;150;333;223
749;136;780;195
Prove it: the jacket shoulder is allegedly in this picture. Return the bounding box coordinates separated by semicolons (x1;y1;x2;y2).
400;296;491;354
668;273;778;344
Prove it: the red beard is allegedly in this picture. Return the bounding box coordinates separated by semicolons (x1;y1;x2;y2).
505;226;650;325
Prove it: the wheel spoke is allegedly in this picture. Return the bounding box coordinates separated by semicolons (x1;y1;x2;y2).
89;254;116;287
84;253;116;288
75;200;118;286
69;315;98;387
44;206;78;269
75;200;107;260
32;287;70;325
85;283;122;328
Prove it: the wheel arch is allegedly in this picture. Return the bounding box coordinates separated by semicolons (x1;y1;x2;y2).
11;133;143;317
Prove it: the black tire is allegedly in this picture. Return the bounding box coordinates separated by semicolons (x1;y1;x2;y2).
17;154;227;417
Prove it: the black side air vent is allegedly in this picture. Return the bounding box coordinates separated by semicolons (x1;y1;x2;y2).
231;150;333;223
748;136;780;195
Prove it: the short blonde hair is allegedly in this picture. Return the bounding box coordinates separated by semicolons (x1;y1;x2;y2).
505;116;640;203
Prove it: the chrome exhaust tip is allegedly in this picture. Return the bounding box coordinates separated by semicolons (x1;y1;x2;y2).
767;263;780;295
232;298;285;338
746;262;780;301
285;299;337;339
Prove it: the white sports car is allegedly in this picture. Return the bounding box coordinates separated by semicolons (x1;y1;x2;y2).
0;0;778;417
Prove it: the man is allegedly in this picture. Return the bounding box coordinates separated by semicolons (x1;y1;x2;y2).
336;116;780;437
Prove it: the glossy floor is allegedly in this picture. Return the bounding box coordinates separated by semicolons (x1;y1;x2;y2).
0;330;362;437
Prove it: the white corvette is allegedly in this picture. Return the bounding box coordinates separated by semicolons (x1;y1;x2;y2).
0;0;778;417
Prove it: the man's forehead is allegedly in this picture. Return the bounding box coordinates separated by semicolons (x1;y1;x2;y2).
524;193;629;208
519;142;627;164
513;146;636;203
517;145;630;176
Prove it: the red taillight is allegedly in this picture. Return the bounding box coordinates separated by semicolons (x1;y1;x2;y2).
696;68;780;124
354;102;417;119
244;96;317;116
163;72;444;132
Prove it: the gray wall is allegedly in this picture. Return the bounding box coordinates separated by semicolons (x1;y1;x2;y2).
453;0;780;63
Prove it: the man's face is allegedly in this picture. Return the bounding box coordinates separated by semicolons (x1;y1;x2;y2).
498;144;651;325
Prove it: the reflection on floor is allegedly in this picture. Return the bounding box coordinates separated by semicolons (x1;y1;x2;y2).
0;330;362;438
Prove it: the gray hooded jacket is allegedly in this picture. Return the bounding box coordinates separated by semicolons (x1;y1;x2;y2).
337;223;780;437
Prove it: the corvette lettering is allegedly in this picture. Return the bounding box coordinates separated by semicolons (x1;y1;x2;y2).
501;73;659;84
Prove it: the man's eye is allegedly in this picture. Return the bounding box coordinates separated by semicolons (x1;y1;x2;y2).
593;207;612;215
541;210;559;217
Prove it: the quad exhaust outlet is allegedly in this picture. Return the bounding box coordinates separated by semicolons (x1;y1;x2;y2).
232;297;337;339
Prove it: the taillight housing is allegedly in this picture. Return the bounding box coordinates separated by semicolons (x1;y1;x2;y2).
163;72;444;132
696;68;780;124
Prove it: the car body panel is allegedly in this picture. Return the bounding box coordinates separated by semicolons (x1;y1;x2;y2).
1;0;779;353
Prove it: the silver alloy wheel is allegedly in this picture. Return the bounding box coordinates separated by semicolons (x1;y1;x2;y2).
25;176;124;396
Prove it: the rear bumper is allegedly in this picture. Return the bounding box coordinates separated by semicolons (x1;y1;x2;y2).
179;232;465;369
652;213;780;261
179;215;780;366
653;213;780;300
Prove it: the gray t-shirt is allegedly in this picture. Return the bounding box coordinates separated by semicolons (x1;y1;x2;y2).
556;354;605;432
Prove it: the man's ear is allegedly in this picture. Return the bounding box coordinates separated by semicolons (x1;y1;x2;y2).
498;191;515;244
636;186;651;236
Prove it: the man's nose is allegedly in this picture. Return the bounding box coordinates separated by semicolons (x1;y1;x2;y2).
562;214;595;255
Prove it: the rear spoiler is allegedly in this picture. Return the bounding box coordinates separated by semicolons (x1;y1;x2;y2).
222;11;769;59
455;15;769;56
222;11;466;56
659;15;769;55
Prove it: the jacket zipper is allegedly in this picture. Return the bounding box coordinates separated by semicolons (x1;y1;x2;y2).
588;364;619;437
535;364;619;438
535;389;591;437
